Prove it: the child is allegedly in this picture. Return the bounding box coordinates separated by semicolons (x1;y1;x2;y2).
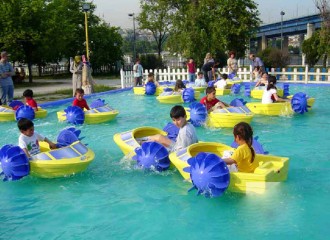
261;76;288;104
214;73;230;89
18;118;57;158
144;72;160;87
174;80;186;93
194;72;206;87
255;72;268;87
199;87;229;112
73;88;90;110
23;89;38;111
148;105;198;152
186;58;196;82
223;122;258;173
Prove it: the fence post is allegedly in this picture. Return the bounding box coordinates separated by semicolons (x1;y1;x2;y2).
120;68;124;89
316;68;320;82
293;68;297;82
249;65;253;81
305;65;309;84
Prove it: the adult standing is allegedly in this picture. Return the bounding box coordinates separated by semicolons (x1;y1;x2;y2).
186;58;196;82
201;60;220;83
70;55;83;97
249;54;264;72
227;51;238;77
0;51;15;105
133;58;143;86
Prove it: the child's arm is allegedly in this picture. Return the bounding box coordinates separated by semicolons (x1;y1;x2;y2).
44;138;57;149
223;157;236;165
272;93;288;102
22;148;31;158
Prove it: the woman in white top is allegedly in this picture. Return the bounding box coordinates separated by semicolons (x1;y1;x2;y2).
262;76;288;104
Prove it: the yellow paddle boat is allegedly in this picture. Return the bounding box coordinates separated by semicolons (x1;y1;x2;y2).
215;88;231;96
192;86;206;93
251;87;284;99
169;142;289;194
57;106;119;124
156;91;200;104
246;96;315;116
186;106;254;128
133;86;170;96
29;141;95;178
0;106;47;122
113;126;167;156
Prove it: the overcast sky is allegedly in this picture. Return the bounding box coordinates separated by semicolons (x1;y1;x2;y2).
92;0;318;29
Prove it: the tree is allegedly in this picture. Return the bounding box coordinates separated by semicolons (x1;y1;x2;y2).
137;0;172;57
302;31;322;67
165;0;260;67
258;48;290;68
314;0;330;66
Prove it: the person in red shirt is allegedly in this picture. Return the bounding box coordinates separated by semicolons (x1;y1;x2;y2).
23;89;38;111
186;58;196;82
72;88;90;110
200;86;229;112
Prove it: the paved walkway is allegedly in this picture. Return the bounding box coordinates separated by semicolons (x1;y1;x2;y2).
14;78;122;97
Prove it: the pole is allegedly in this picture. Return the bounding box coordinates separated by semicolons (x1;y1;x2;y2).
133;14;136;62
84;11;90;61
280;11;285;51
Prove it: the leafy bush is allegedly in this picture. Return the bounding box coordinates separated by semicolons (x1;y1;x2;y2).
258;48;290;69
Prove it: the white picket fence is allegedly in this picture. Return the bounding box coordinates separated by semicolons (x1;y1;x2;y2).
120;66;330;88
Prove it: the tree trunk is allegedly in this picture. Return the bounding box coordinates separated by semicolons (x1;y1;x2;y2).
323;53;328;67
28;61;33;83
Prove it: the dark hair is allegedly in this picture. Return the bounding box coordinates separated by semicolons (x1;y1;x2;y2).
267;75;277;91
228;51;235;57
233;122;255;163
197;71;203;75
170;105;186;119
148;72;154;78
17;118;34;131
75;88;84;95
222;73;228;80
174;80;186;91
23;89;33;98
206;86;216;94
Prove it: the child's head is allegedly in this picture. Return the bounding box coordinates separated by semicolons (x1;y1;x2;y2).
174;80;186;91
23;89;34;99
222;73;228;80
233;122;255;162
188;58;193;63
170;105;187;128
197;72;203;79
205;86;216;100
228;51;235;58
147;72;154;82
75;88;85;101
267;75;277;90
17;118;34;137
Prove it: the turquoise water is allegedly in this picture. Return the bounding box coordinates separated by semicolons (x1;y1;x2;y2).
1;85;330;239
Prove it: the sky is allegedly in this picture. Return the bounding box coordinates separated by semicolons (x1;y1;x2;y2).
92;0;319;29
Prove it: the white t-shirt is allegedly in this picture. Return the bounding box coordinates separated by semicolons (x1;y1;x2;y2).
171;123;198;152
262;89;277;104
195;78;206;87
133;63;143;77
214;79;227;89
18;132;45;156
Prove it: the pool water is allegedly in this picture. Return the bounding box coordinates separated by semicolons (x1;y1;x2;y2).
1;85;330;239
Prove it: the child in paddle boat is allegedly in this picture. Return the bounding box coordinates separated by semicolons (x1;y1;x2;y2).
214;73;230;89
73;88;90;110
174;79;186;93
200;86;230;113
18;118;57;158
194;72;206;87
261;76;288;104
255;72;269;87
147;105;198;152
144;72;160;87
223;122;258;173
23;89;38;111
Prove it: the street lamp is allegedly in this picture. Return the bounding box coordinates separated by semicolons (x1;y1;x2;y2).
83;3;91;61
280;11;285;50
128;13;136;63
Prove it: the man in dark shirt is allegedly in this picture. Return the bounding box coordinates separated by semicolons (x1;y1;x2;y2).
201;60;220;83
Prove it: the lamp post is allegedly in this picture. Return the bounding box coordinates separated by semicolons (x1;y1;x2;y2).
83;3;91;61
128;13;136;63
280;11;285;50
